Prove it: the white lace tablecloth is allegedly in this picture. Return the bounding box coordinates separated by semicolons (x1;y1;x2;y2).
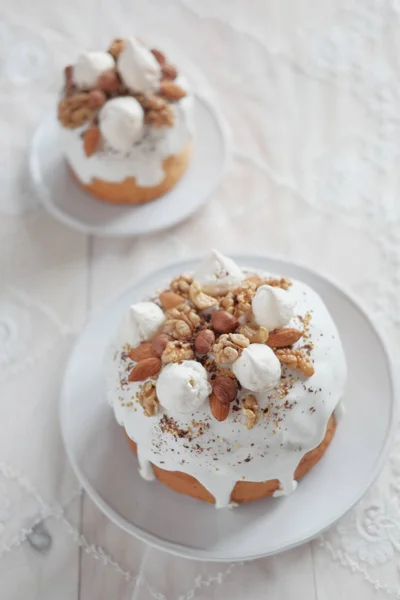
2;0;400;598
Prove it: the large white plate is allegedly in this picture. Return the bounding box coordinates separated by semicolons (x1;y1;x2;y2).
60;256;396;562
30;95;228;237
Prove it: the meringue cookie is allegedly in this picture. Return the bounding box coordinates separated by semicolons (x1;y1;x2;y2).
193;250;245;296
156;361;212;414
232;344;281;392
99;97;145;152
252;285;296;331
73;52;115;89
119;302;164;347
117;37;161;94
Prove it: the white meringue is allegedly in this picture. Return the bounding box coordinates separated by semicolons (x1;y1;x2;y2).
156;361;212;414
117;37;161;94
192;250;245;296
252;285;296;331
99;97;144;152
232;344;281;392
72;51;115;89
119;302;164;347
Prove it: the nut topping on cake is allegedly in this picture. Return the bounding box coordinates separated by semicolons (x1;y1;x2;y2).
128;357;162;381
139;381;159;416
213;374;238;404
213;333;249;364
275;348;314;377
189;281;218;310
194;329;215;355
267;328;303;348
159;291;185;309
58;37;188;156
242;395;259;429
117;253;319;428
209;392;230;422
161;340;194;364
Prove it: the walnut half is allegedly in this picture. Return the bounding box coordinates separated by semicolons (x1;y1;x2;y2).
213;333;249;364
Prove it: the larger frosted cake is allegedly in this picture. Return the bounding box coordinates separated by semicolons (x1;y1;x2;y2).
106;251;347;507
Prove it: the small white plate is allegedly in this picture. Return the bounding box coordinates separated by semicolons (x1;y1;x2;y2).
60;256;397;562
30;96;228;237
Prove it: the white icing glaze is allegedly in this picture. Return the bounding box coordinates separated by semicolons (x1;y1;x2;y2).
137;445;155;481
60;76;193;187
106;262;347;509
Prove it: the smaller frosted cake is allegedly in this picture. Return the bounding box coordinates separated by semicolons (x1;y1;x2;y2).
58;37;193;204
106;251;347;507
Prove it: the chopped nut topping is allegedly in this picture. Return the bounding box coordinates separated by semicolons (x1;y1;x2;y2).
242;395;259;429
239;323;269;344
189;281;218;310
139;381;159;417
213;333;249;364
219;280;257;318
145;105;174;128
58;94;93;128
164;304;201;340
170;274;193;299
265;277;292;290
162;340;194;364
275;349;315;377
108;38;126;58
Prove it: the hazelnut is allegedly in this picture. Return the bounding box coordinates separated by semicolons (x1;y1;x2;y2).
88;89;106;109
213;375;238;404
97;70;120;94
211;310;238;334
162;63;178;80
194;329;215;355
151;333;171;357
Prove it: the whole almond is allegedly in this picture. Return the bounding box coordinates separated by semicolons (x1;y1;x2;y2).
194;329;215;354
97;70;120;94
160;80;187;101
213;375;238;404
267;328;303;348
151;333;171;357
64;65;73;86
128;342;156;362
212;311;238;334
151;48;166;66
128;357;161;382
162;63;178;80
159;291;184;309
83;127;101;157
88;89;106;109
209;392;230;422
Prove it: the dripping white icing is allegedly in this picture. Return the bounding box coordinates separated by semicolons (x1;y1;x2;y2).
107;266;347;508
334;399;346;422
137;445;155;481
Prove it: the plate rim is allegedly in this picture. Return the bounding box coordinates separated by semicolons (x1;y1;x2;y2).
60;253;398;562
29;94;230;238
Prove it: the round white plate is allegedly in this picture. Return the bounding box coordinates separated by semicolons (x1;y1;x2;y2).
30;96;228;237
60;256;396;562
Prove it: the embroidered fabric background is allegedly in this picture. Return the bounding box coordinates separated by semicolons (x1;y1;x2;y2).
1;0;400;598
